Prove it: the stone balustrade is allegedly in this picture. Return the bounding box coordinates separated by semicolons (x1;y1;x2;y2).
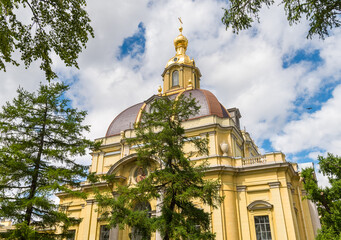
242;152;286;166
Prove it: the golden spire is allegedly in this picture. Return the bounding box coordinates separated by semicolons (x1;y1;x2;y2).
162;19;201;93
165;18;193;68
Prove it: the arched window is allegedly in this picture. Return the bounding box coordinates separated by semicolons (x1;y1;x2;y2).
172;70;179;87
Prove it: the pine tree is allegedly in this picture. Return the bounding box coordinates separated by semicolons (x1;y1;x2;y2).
0;82;96;239
97;94;222;240
301;153;341;239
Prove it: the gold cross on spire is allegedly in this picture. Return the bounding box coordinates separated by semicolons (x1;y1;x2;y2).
178;17;183;33
178;17;183;26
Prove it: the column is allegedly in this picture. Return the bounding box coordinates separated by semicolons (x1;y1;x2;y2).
155;192;163;240
109;192;120;240
109;226;119;240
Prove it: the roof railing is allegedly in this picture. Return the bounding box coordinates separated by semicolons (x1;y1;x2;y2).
242;155;267;166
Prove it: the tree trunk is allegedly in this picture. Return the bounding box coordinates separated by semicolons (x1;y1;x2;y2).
163;190;176;240
24;103;48;227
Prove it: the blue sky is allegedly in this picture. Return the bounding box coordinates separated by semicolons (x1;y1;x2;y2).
282;49;323;69
118;22;146;60
0;0;340;186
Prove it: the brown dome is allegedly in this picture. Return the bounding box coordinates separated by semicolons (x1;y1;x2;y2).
181;89;230;119
106;102;144;137
105;89;230;137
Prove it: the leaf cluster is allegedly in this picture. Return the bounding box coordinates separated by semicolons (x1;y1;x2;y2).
97;95;222;240
0;82;97;239
0;0;94;80
222;0;341;39
301;153;341;239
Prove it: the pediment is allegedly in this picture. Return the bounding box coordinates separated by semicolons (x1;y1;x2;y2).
247;200;273;211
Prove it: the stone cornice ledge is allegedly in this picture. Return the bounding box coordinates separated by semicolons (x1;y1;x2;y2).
268;181;281;188
206;162;297;176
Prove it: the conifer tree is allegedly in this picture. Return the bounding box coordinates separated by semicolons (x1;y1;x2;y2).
0;82;96;239
97;95;222;240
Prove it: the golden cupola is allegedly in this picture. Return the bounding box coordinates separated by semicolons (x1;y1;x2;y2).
162;23;201;94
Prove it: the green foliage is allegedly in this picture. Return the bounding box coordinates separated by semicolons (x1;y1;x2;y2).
0;82;97;239
222;0;341;39
0;0;94;80
301;153;341;239
97;95;222;240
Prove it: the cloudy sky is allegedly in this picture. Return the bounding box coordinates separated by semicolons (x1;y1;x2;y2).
1;0;340;186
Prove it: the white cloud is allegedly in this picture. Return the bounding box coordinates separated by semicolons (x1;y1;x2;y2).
314;163;331;188
272;84;341;155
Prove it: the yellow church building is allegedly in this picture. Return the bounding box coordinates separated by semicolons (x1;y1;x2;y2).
57;26;321;240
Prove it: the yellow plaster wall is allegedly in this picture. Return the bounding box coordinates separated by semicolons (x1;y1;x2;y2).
58;114;318;240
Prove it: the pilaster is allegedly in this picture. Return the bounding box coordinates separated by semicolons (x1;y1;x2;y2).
268;182;288;240
91;153;99;173
79;200;94;240
97;152;104;174
237;185;251;240
222;184;238;240
88;200;99;240
212;189;224;239
164;71;170;92
282;183;300;239
208;131;217;156
179;66;184;88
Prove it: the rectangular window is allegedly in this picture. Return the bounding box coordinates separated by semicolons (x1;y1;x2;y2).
254;215;272;240
99;225;110;240
67;230;76;240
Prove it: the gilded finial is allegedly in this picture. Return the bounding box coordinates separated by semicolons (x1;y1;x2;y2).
158;85;162;94
165;17;190;68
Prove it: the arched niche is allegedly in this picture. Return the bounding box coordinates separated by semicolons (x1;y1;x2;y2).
247;200;273;211
107;153;159;185
107;153;138;175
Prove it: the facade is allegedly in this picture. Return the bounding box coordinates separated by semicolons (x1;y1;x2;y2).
58;26;320;240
